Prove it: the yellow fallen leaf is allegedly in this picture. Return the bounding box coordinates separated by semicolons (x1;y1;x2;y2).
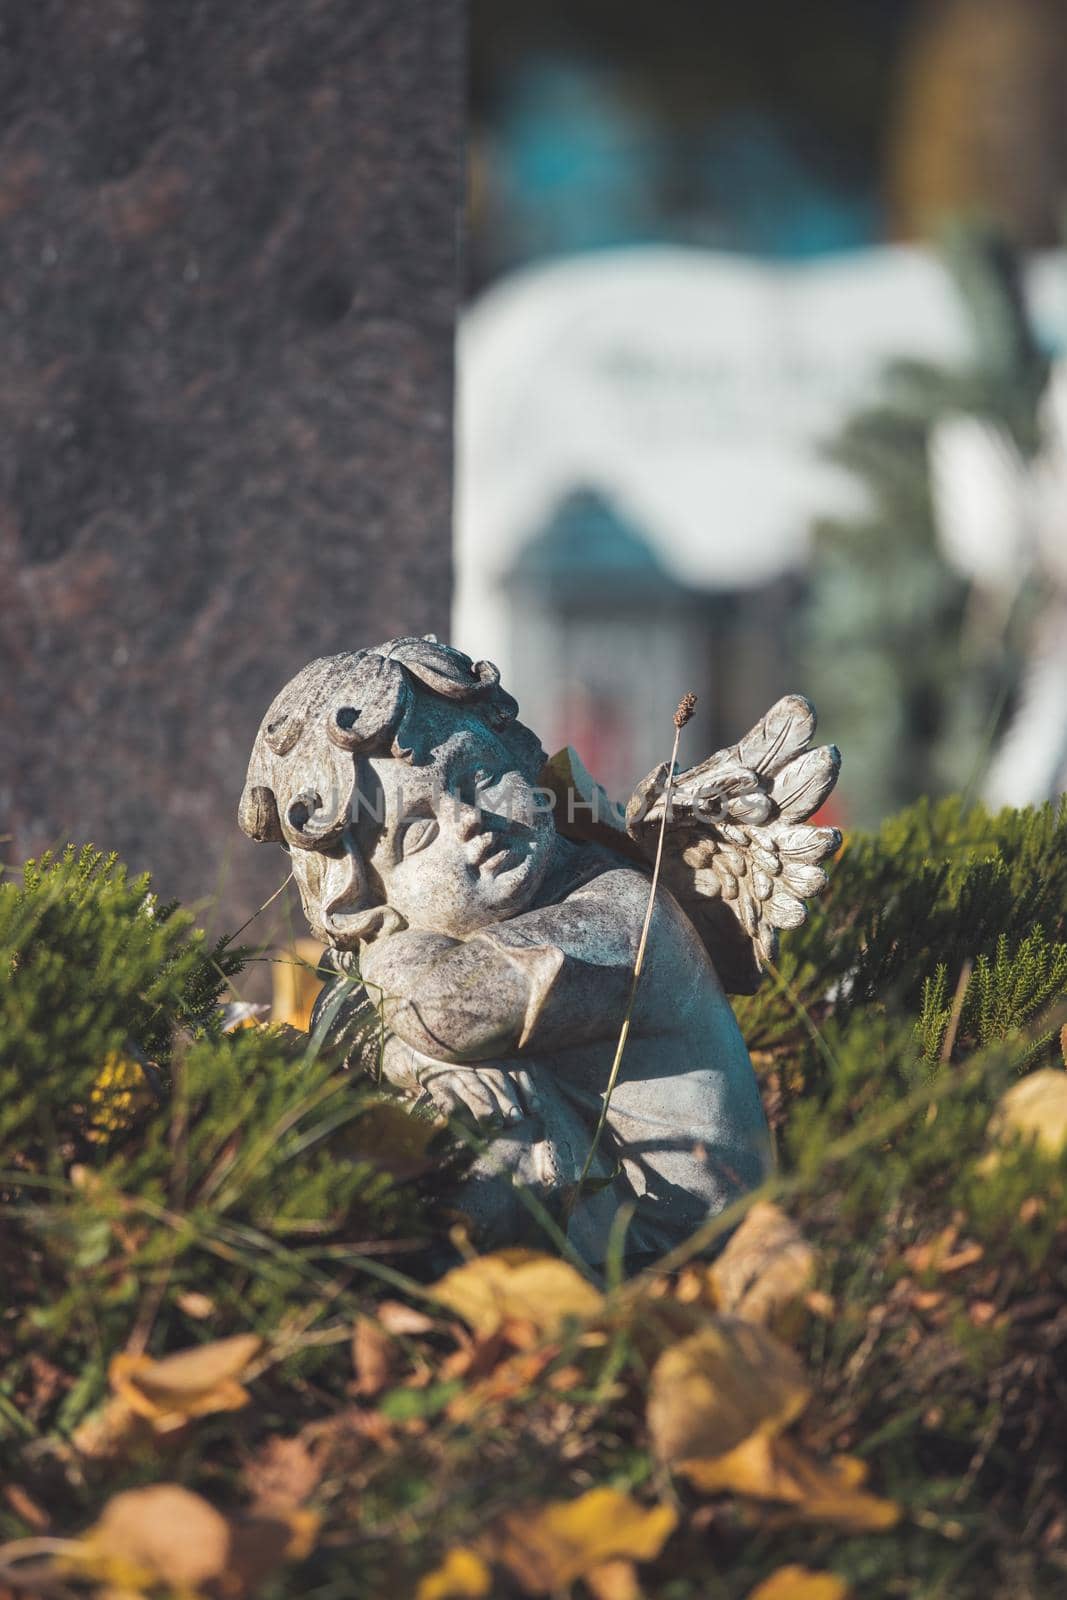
432;1249;603;1338
788;1455;899;1533
490;1487;676;1595
63;1483;231;1595
711;1202;818;1336
272;937;325;1030
74;1334;265;1457
680;1434;899;1532
647;1317;809;1466
110;1332;264;1429
748;1565;852;1600
585;1558;642;1600
416;1546;492;1600
984;1068;1067;1163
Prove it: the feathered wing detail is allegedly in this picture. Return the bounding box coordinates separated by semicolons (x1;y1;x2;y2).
625;695;842;993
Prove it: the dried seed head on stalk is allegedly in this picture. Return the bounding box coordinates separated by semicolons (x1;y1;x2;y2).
674;692;698;729
569;685;698;1215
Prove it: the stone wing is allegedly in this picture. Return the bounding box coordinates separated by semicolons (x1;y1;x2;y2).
624;695;842;994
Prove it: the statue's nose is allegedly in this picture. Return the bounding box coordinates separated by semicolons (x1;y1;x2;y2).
452;799;485;841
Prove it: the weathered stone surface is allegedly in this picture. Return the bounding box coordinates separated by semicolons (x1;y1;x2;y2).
239;637;842;1264
0;2;460;933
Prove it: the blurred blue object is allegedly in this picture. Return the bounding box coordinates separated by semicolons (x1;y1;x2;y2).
697;111;881;258
483;54;880;273
491;56;666;260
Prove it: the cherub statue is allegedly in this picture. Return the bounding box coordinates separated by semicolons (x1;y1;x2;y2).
239;636;840;1267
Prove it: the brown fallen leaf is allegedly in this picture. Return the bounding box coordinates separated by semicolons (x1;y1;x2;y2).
446;1346;560;1422
432;1250;603;1339
648;1318;810;1466
228;1507;320;1588
71;1395;145;1460
606;1292;713;1371
378;1299;436;1335
352;1315;395;1397
747;1565;851;1600
969;1300;999;1327
672;1264;719;1307
1;1486;49;1532
243;1433;323;1518
711;1202;818;1336
176;1290;217;1320
439;1327;510;1382
349;1098;442;1178
62;1483;231;1595
56;1482;317;1598
416;1546;493;1600
111;1332;264;1429
489;1487;676;1596
904;1224;983;1276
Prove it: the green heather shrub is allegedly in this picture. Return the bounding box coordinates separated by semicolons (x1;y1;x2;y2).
0;848;454;1455
2;808;1067;1598
728;798;1067;1597
1;846;241;1159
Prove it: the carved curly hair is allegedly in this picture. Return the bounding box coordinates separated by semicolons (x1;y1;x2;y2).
239;633;546;857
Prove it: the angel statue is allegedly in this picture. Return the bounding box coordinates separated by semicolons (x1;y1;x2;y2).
239;636;840;1268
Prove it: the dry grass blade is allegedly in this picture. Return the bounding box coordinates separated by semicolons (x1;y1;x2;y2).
569;694;696;1215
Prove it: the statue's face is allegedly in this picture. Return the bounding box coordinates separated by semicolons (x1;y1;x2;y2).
283;703;556;945
358;716;556;938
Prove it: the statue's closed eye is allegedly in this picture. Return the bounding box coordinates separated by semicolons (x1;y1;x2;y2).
398;816;439;857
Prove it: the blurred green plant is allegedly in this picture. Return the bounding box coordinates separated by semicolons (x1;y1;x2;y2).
805;226;1054;826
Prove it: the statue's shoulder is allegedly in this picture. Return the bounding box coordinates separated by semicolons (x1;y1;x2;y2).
546;838;648;906
553;845;689;941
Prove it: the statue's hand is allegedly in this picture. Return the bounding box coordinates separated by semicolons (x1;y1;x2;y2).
415;1062;529;1129
314;968;536;1131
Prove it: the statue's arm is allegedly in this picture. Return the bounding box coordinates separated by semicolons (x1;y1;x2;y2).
358;930;540;1063
358;877;652;1064
309;966;530;1123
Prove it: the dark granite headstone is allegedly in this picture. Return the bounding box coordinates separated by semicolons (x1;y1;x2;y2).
0;1;462;939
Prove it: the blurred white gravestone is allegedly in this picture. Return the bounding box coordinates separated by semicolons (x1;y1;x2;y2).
455;245;1067;795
